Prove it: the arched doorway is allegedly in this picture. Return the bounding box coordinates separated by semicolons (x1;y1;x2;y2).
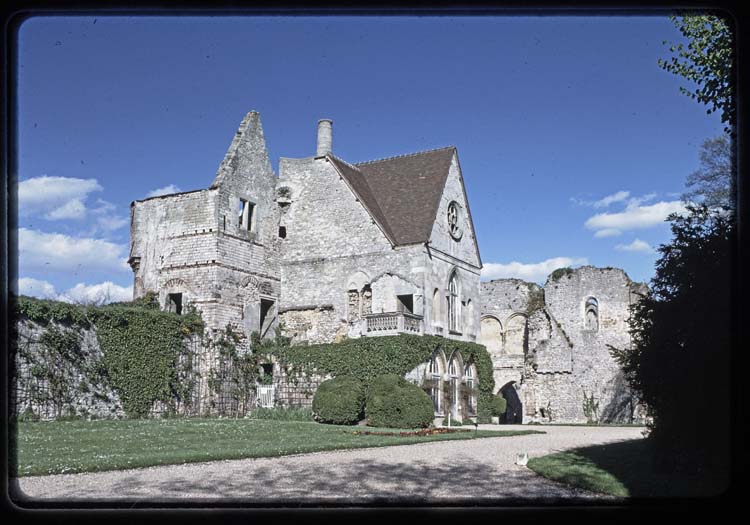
500;382;523;424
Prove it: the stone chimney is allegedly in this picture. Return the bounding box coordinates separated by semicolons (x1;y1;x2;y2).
316;119;333;156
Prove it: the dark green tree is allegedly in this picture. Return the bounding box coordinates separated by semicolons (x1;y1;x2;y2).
659;14;734;134
613;205;732;480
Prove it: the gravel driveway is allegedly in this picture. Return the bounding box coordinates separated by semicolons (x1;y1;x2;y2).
12;425;644;506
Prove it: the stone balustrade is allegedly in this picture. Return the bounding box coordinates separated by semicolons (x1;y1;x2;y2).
365;312;424;336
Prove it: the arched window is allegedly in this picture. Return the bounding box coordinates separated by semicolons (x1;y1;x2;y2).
448;271;459;332
428;350;445;414
448;352;463;419
584;297;599;331
480;316;503;355
464;362;478;415
432;288;442;328
505;314;527;355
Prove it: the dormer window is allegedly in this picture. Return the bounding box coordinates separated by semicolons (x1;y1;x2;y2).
239;198;255;231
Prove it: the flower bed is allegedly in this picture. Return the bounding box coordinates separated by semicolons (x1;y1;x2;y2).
349;427;469;437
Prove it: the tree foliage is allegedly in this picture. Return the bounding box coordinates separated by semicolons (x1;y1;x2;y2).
658;14;734;134
612;205;732;474
682;134;735;213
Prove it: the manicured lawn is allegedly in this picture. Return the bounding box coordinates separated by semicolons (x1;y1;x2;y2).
527;438;729;498
13;418;543;477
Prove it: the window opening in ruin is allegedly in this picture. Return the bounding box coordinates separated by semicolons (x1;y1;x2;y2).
261;363;273;377
259;298;275;331
585;297;599;331
448;271;459;332
361;285;372;316
397;294;414;314
278;226;287;239
167;293;183;315
239;198;255;231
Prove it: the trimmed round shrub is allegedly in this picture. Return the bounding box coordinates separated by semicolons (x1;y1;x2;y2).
490;394;507;417
312;375;366;425
365;374;435;429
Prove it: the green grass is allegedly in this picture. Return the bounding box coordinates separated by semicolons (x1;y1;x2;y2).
12;418;544;477
527;438;729;498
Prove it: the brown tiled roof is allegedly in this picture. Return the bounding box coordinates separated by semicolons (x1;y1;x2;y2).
327;147;456;246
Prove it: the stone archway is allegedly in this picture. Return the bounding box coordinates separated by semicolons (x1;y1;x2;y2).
500;382;523;424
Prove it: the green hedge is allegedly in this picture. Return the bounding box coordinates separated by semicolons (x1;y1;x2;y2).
365;374;434;429
312;375;366;425
15;295;204;418
268;334;495;423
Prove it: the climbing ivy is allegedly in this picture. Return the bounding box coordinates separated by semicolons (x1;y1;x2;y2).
15;295;204;419
268;334;495;423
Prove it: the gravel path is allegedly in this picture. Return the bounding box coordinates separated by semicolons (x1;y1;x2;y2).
12;425;644;505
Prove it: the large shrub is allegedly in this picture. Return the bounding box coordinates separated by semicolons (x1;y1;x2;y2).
365;374;434;429
312;375;366;425
490;394;507;417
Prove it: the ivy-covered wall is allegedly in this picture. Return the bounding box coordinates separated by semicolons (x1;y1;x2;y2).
13;295;206;420
267;334;495;423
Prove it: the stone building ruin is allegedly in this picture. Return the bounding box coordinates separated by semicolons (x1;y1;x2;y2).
128;111;646;423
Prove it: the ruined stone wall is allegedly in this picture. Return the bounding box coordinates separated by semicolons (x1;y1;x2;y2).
479;279;543;393
130;112;281;339
537;267;639;422
479;267;644;424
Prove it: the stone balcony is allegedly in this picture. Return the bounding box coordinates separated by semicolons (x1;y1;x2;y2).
364;312;424;336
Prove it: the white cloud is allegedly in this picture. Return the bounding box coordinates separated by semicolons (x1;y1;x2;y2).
482;256;588;283
593;190;630;208
147;184;181;198
18;228;130;273
44;198;87;220
615;239;656;253
17;277;57;298
585;200;687;235
59;281;134;305
571;190;630;208
593;228;622;238
16;277;132;304
96;216;130;232
18;176;102;220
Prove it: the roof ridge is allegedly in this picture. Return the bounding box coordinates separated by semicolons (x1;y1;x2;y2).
354;145;455;166
327;153;362;172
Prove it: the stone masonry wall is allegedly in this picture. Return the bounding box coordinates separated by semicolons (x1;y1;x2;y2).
479;266;645;424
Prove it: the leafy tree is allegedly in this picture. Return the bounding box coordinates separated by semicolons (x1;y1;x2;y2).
682;134;735;213
658;14;734;134
613;205;732;479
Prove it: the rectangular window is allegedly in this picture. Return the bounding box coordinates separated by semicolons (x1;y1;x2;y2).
239;198;255;231
167;293;183;315
278;226;287;239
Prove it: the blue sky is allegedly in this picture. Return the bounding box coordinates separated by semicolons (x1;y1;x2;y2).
15;15;724;303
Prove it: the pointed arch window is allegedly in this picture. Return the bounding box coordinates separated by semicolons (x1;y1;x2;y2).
448;271;459;332
428;351;445;414
584;297;599;331
464;362;477;415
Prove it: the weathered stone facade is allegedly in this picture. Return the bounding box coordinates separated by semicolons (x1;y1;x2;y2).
130;112;482;350
479;267;648;424
128;111;646;423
